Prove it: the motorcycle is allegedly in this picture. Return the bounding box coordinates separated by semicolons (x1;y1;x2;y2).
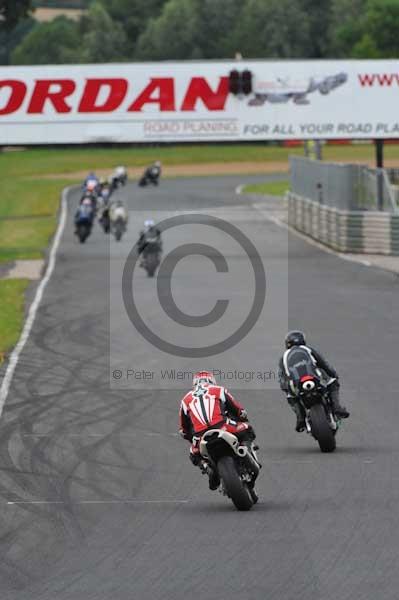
96;190;111;234
114;166;127;186
138;165;161;187
198;422;261;511
109;166;127;191
74;203;94;244
82;176;99;195
141;242;161;277
110;203;128;242
99;206;110;233
297;375;340;453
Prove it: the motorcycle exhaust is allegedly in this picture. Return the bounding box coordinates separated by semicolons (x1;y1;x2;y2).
236;446;260;476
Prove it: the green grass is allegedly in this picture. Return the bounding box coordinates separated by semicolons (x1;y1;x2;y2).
0;178;71;218
0;279;29;363
0;164;72;360
0;217;57;262
1;142;399;179
0;178;71;263
0;145;293;178
243;180;290;196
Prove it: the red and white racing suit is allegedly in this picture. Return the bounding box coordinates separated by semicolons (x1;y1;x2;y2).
179;385;253;458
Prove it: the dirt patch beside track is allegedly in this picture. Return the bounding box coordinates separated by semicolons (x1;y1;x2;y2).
36;156;399;181
38;161;290;180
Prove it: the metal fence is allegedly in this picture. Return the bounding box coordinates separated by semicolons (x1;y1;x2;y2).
287;192;399;255
290;157;398;213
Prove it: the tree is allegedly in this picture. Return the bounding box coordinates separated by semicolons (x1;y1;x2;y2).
78;2;128;63
0;0;33;63
11;16;81;64
12;3;128;64
0;16;35;64
99;0;166;57
196;0;245;58
351;33;381;58
298;0;334;58
333;0;399;58
0;0;32;32
231;0;312;59
355;0;399;57
135;0;202;60
328;0;367;57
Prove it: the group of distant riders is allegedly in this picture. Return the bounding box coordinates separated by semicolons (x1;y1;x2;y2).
74;161;162;246
74;166;129;243
74;163;164;277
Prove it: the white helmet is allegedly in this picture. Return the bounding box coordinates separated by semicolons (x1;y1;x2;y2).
144;219;155;229
86;179;97;191
115;166;126;177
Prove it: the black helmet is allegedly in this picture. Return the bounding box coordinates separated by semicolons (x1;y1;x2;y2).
285;330;306;349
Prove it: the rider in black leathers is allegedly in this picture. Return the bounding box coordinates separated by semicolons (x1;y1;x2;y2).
137;219;162;262
278;330;350;432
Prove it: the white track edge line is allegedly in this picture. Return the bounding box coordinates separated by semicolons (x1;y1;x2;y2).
7;500;189;505
0;187;69;415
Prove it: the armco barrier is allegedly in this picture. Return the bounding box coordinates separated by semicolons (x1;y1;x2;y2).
287;192;399;255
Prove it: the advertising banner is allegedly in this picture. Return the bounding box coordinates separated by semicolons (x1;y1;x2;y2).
1;60;399;143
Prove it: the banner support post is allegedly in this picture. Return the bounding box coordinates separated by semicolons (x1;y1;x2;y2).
375;139;384;211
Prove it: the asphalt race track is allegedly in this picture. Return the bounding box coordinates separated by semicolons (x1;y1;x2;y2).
0;176;399;600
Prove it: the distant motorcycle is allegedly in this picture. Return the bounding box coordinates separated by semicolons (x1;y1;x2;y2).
297;375;341;453
110;166;128;191
82;175;99;194
110;201;128;242
74;203;94;244
99;207;110;233
199;423;261;511
142;242;161;277
139;164;161;187
80;190;98;212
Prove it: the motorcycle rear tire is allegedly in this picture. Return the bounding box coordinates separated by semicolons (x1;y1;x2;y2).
77;225;88;243
310;404;336;453
217;456;253;511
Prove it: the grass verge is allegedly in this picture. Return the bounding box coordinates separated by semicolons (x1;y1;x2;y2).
243;180;290;196
0;178;71;263
2;143;399;179
0;171;70;360
0;145;300;177
0;279;29;364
